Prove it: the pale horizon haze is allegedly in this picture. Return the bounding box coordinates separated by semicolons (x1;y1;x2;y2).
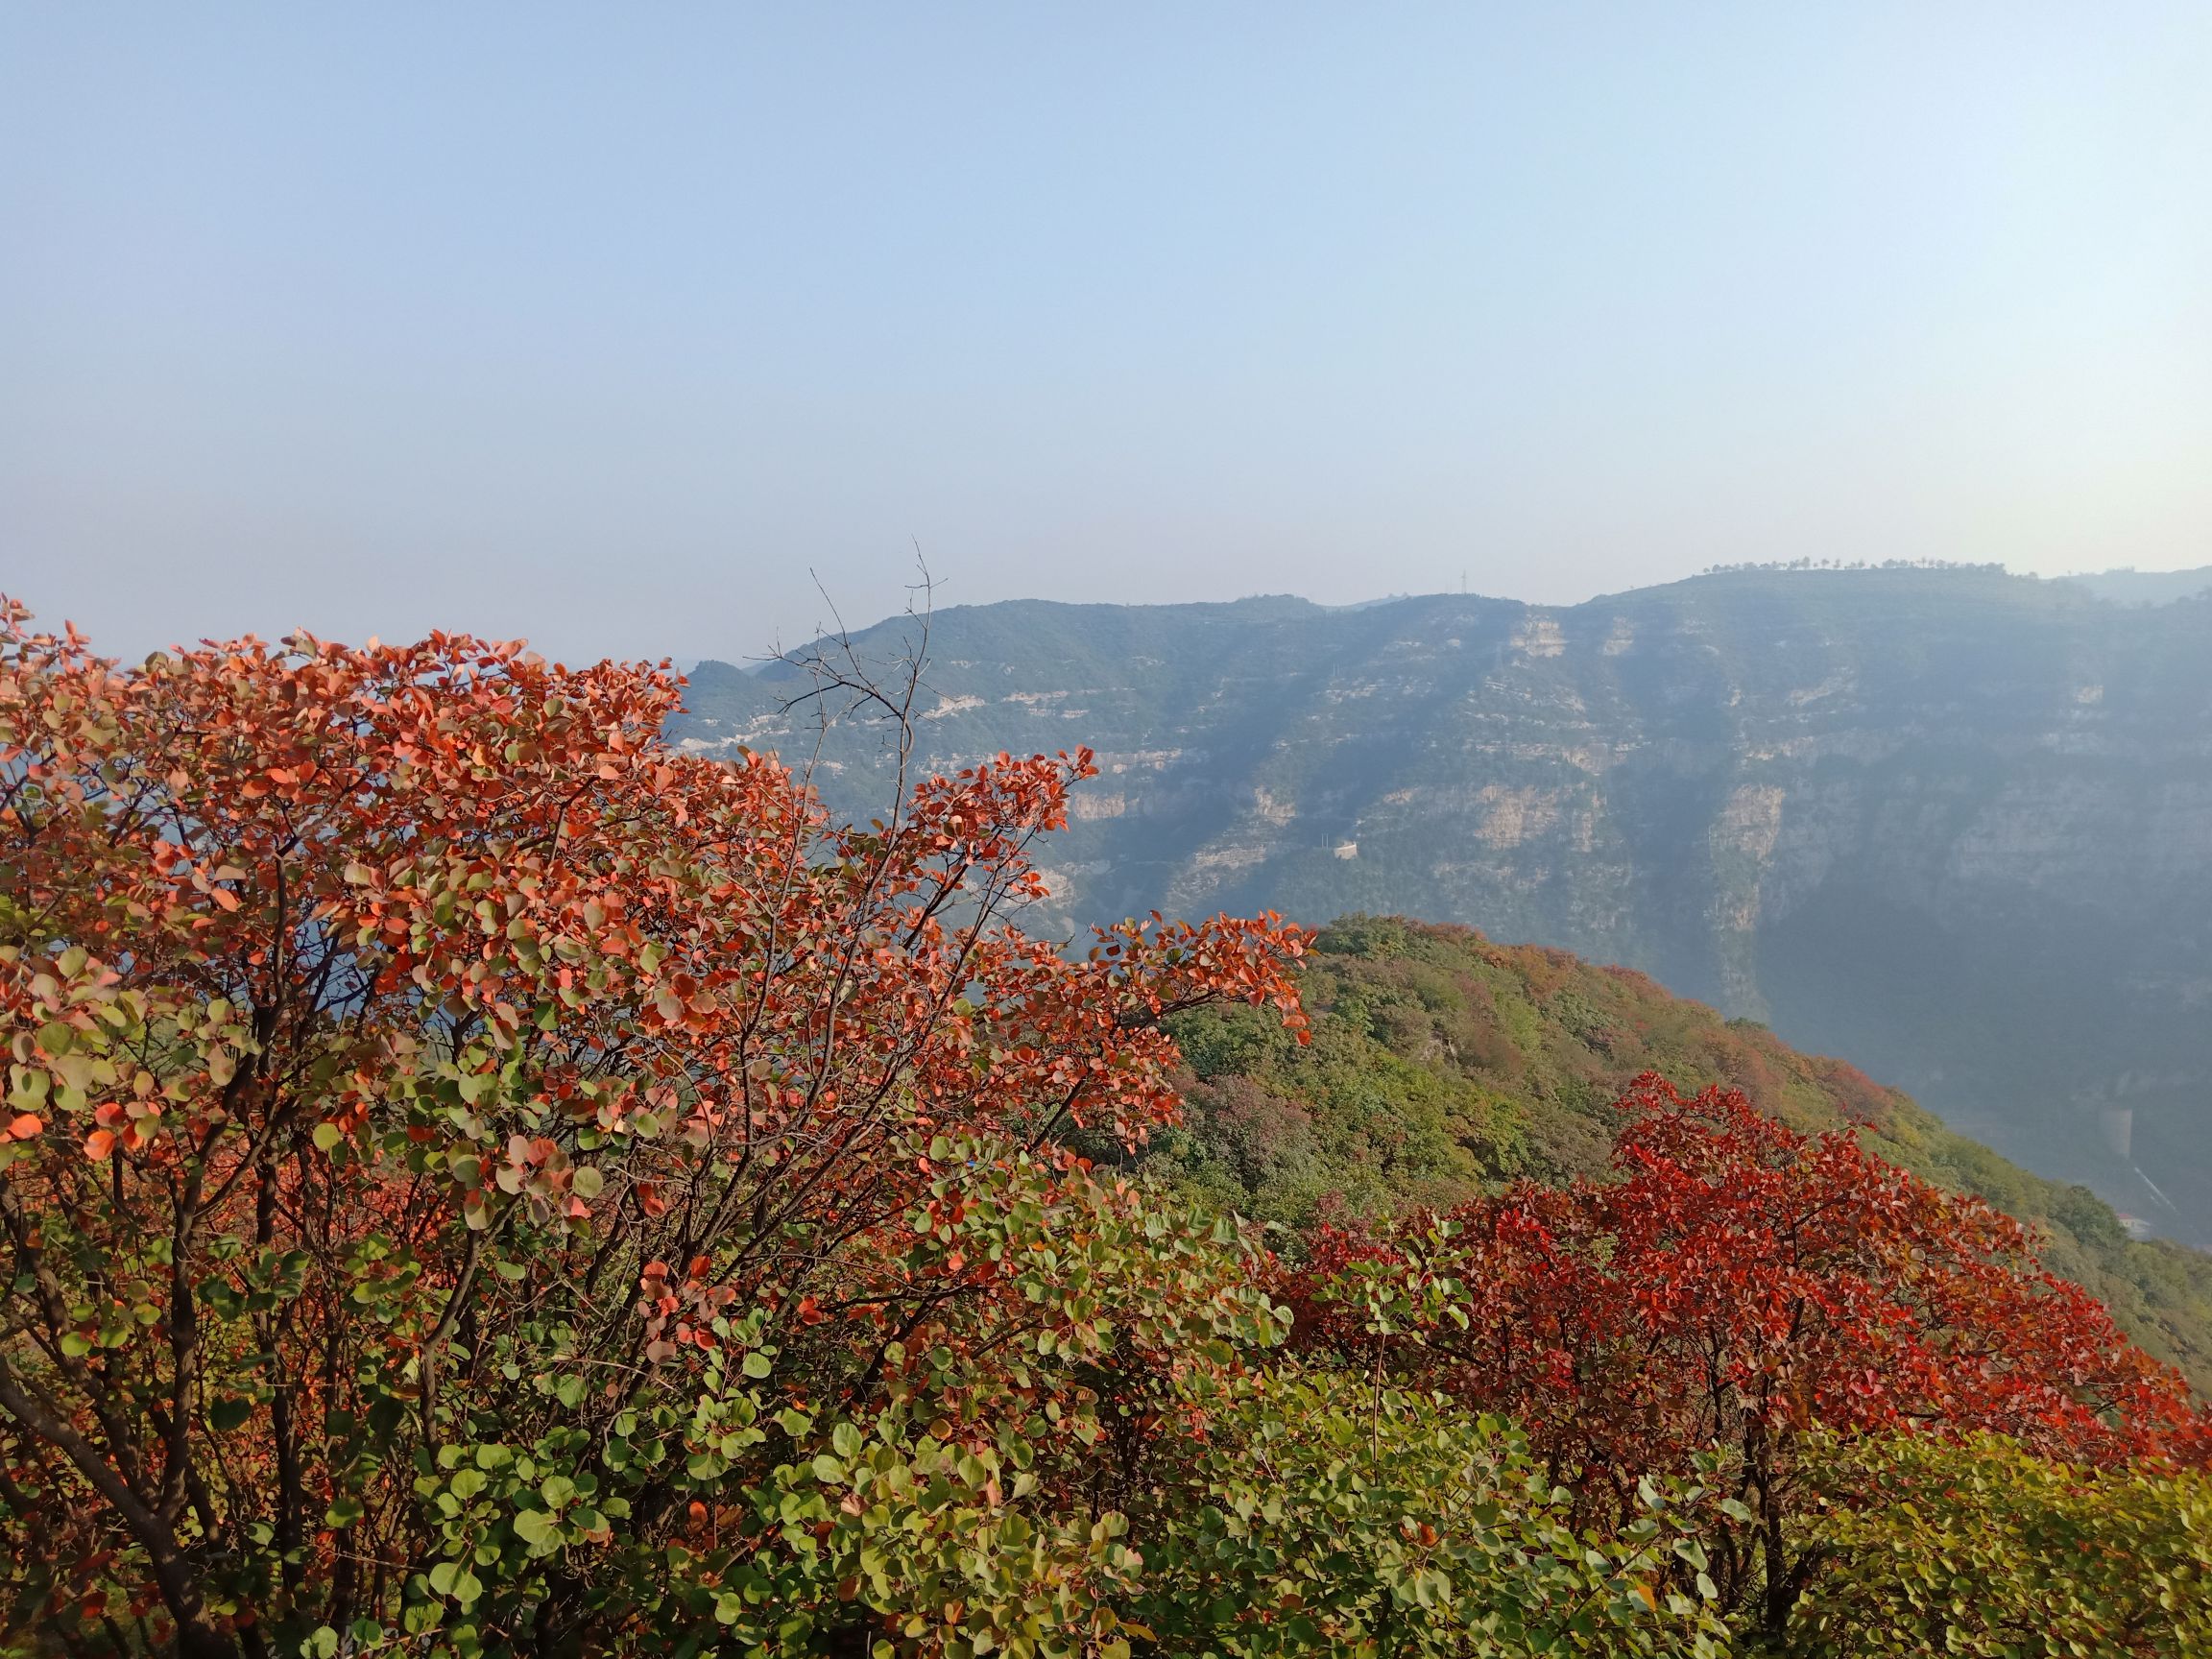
5;4;2210;664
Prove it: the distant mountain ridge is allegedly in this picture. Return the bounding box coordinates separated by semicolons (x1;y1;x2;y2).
672;567;2212;1243
2054;565;2212;606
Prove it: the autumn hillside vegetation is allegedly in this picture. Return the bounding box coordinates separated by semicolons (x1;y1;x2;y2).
1146;916;2212;1396
1;602;2207;1658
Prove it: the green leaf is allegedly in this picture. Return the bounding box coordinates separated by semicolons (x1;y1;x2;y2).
512;1508;560;1547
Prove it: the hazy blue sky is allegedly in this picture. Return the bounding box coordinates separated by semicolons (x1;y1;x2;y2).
6;4;2209;663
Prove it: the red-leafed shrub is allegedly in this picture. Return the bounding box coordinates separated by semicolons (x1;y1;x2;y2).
0;602;1309;1656
1282;1072;2212;1635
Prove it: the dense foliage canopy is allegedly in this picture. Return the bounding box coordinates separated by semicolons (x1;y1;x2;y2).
2;604;2206;1658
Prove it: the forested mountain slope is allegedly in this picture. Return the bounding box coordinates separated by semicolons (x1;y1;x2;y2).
674;567;2212;1243
1146;918;2212;1396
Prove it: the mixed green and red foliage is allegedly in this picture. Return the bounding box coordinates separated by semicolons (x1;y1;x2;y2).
1278;1074;2211;1638
0;606;1721;1657
2;602;2206;1658
1154;915;2212;1395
